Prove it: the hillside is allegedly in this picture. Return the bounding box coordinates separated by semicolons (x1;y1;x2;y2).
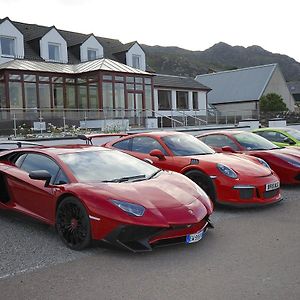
142;42;300;82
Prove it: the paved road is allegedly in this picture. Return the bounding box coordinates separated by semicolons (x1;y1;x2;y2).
0;187;299;300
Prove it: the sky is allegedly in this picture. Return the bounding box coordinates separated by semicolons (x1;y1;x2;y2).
1;0;299;62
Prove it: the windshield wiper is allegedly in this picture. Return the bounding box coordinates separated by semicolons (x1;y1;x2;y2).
102;174;146;183
148;169;162;179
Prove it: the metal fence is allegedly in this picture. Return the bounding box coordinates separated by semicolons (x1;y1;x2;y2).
0;107;261;138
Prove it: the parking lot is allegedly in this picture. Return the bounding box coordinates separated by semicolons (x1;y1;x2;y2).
0;186;299;300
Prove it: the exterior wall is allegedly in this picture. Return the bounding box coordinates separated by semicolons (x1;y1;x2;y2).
154;87;207;117
39;28;68;63
80;36;103;62
0;19;24;65
214;101;257;117
126;43;146;71
263;67;295;111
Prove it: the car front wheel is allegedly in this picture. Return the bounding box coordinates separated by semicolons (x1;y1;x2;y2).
56;196;91;250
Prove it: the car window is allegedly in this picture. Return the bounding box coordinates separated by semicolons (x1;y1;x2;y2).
113;139;131;151
201;135;238;150
19;153;60;181
53;169;69;185
132;137;167;154
260;131;288;143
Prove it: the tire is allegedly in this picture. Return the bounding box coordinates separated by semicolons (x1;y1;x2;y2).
184;170;216;202
56;196;91;250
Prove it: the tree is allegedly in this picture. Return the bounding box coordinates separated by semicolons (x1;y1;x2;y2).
259;93;288;112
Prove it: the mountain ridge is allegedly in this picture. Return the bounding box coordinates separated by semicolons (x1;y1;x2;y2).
142;42;300;82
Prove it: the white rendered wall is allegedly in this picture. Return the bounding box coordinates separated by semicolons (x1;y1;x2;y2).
40;28;68;63
263;67;295;111
154;88;208;117
0;19;24;65
126;43;146;71
80;35;103;62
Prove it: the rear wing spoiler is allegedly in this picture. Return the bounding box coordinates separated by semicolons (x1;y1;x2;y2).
77;133;128;145
0;141;43;151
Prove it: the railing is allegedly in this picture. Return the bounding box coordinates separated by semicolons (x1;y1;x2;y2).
0;107;262;138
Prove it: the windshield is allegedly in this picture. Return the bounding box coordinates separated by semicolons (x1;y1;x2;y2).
59;149;159;182
234;132;280;150
285;128;300;140
162;134;215;156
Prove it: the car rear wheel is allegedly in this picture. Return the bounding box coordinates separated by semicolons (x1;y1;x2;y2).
184;170;216;203
56;197;91;250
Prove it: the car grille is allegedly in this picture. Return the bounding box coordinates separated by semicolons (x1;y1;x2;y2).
239;188;254;200
263;188;280;199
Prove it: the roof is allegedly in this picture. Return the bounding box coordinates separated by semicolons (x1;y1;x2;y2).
0;18;133;63
287;81;300;94
0;58;152;75
154;74;211;90
195;64;278;104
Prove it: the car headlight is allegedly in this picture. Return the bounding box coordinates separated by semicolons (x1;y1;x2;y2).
217;163;238;179
256;158;271;169
112;200;145;217
283;157;300;168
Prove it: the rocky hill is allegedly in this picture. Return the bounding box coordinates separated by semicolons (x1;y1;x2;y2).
142;42;300;82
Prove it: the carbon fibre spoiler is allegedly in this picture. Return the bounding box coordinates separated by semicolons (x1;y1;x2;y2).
77;133;128;145
0;141;44;151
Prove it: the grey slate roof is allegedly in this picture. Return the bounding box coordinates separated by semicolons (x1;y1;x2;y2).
0;58;152;75
154;74;211;90
0;18;128;63
287;81;300;94
195;64;277;104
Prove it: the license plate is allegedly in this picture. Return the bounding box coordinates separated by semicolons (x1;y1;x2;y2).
186;229;205;244
265;181;280;191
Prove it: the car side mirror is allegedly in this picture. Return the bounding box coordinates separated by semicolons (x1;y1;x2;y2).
221;146;235;153
283;137;296;145
29;170;52;187
149;149;166;160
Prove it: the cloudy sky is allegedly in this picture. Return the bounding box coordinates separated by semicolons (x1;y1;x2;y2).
1;0;299;62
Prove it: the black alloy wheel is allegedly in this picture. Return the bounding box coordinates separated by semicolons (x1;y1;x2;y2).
184;170;216;203
56;197;91;250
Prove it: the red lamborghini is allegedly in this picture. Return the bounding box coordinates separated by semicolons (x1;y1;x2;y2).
103;132;282;207
0;142;213;252
197;130;300;184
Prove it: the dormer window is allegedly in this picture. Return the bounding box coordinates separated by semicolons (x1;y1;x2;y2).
48;43;60;61
87;48;97;61
132;54;141;69
0;36;15;57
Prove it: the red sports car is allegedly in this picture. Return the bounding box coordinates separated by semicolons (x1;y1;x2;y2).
197;130;300;184
0;142;213;252
103;132;282;207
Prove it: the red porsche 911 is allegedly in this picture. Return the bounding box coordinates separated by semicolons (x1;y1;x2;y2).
0;142;213;252
103;132;282;207
197;130;300;185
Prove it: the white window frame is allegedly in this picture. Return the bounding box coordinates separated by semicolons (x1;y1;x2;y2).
132;54;141;69
87;48;98;61
48;42;61;62
0;36;16;58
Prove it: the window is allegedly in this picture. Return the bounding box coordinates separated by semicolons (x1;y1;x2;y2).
201;135;239;151
258;131;288;143
193;92;198;110
24;82;37;108
87;49;97;61
102;82;113;110
176;91;188;109
132;137;167;154
0;37;15;57
19;153;60;181
0;81;6;108
48;43;60;61
158;90;171;110
113;139;131;151
132;55;141;69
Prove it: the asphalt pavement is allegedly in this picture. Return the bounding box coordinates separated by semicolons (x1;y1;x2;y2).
0;186;299;300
